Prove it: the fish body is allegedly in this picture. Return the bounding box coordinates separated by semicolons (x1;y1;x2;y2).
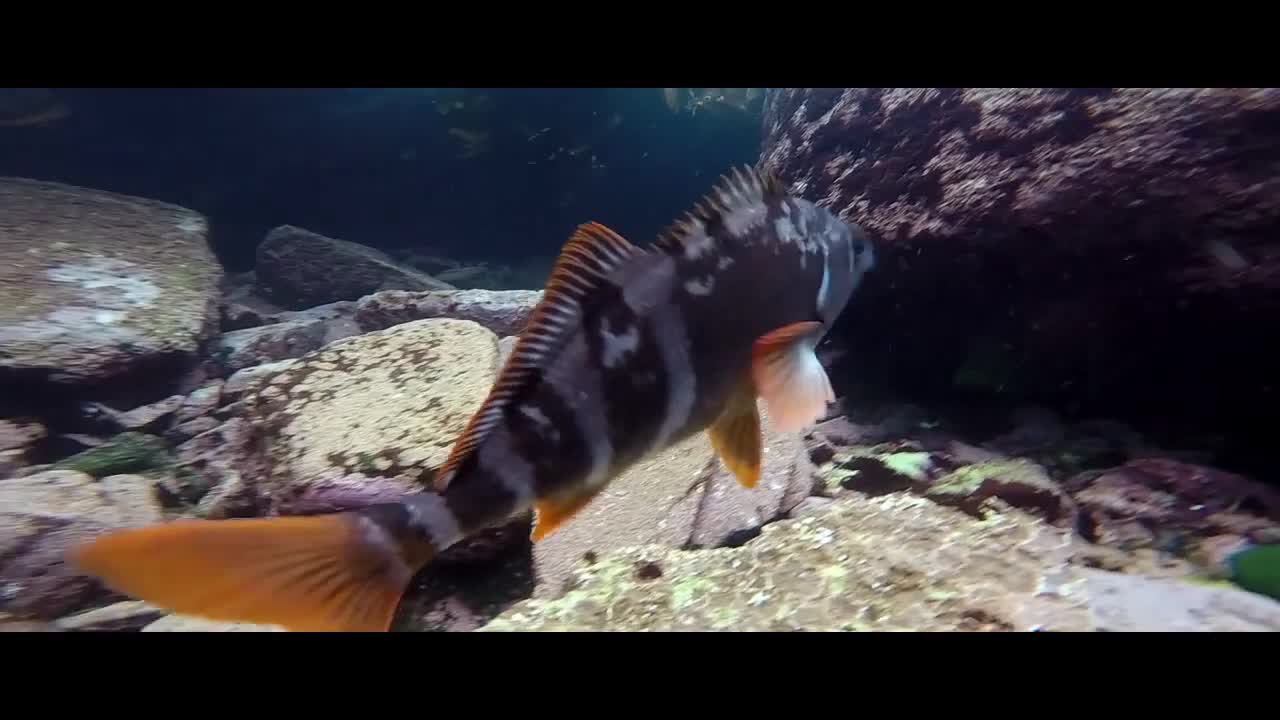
69;166;875;632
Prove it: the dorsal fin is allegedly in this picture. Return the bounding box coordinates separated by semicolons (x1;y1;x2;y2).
434;221;644;489
654;164;788;255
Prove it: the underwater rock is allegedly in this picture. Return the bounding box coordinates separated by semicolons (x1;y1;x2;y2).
268;300;361;346
0;470;166;619
254;224;454;309
233;317;500;509
760;88;1280;438
220;359;297;403
213;317;328;376
527;400;815;598
480;493;1091;631
141;614;285;631
0;178;222;387
923;457;1074;525
1068;458;1280;552
0;418;46;475
53;600;165;631
1081;567;1280;631
174;381;223;426
355;288;542;337
79;394;185;436
169;417;261;517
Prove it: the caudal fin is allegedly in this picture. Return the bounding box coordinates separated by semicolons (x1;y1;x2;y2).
69;509;432;632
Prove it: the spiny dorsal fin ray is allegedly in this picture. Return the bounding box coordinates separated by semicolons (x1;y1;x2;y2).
434;222;644;489
655;164;787;255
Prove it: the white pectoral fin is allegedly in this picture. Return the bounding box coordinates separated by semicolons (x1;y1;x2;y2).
750;321;835;433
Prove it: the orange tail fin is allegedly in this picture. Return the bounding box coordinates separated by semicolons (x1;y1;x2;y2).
69;510;432;632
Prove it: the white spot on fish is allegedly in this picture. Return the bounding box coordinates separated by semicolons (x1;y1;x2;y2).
600;318;640;368
519;404;551;428
816;246;830;311
723;200;765;238
717;256;734;270
682;222;715;260
649;300;696;454
684;276;714;296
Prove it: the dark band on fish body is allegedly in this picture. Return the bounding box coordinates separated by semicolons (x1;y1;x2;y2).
578;278;670;473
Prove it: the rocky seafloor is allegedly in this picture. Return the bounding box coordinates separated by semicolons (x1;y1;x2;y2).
4;88;1280;631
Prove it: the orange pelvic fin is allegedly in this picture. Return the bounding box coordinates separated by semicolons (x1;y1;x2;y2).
532;486;606;542
751;320;835;434
707;373;762;488
68;511;427;632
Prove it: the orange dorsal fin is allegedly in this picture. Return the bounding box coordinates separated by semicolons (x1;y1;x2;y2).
706;372;762;488
654;164;787;255
434;222;645;490
751;320;834;434
68;511;427;632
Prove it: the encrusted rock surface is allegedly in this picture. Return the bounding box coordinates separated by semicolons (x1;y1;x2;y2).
759;88;1280;451
355;288;541;336
237;317;501;511
481;493;1091;631
0;177;222;386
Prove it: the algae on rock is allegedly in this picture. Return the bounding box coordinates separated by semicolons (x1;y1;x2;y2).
0;177;222;385
480;493;1093;632
235;317;502;512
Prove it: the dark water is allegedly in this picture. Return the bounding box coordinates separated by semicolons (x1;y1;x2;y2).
0;88;763;272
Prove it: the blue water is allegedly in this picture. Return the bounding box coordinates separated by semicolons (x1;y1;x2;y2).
0;88;764;274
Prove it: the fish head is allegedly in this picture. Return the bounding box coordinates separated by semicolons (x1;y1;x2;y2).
788;197;875;328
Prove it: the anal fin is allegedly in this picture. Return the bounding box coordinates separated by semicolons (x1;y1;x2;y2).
751;320;835;434
707;374;762;488
532;487;606;542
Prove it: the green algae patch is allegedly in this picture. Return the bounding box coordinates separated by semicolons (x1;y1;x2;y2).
53;432;174;479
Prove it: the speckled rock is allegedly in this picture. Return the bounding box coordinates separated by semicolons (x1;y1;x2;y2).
254;225;454;309
527;400;815;598
0;470;166;619
759;88;1280;450
355;288;542;336
221;359;297;403
480;493;1091;631
0;177;222;386
235;318;501;513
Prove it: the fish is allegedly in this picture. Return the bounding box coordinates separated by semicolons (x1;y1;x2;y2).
67;165;877;632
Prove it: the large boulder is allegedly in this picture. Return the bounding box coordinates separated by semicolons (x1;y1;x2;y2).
229;317;501;513
254;225;455;309
759;88;1280;452
0;178;222;387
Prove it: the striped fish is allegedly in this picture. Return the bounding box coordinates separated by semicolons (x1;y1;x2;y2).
68;165;876;632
